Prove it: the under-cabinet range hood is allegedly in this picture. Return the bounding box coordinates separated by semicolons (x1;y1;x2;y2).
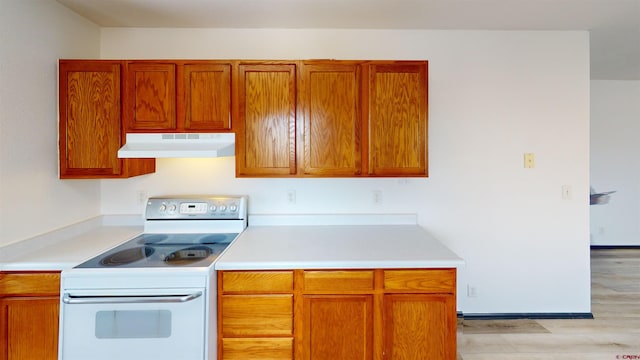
117;133;235;158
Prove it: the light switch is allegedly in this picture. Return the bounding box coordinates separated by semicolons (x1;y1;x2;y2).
524;153;535;168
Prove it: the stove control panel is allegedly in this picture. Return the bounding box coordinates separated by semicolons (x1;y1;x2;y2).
145;195;247;220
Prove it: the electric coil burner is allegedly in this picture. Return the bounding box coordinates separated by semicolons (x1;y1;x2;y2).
59;195;248;360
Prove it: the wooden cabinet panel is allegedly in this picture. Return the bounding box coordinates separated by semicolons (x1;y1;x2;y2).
222;271;293;293
58;60;155;179
237;64;297;176
302;295;373;360
125;62;176;130
0;272;60;295
300;62;362;176
221;295;293;336
383;269;455;293
303;270;374;292
368;62;428;176
1;272;61;360
218;268;455;360
222;338;293;360
183;63;231;130
1;297;59;360
383;294;456;360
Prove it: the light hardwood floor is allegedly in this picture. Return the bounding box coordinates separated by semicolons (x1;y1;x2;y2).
457;248;640;359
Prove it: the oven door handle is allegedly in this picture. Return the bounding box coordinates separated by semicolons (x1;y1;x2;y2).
62;291;202;305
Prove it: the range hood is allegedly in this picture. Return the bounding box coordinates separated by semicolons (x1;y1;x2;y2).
117;133;235;158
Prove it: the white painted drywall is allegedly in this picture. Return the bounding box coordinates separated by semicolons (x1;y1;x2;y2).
590;80;640;246
0;0;101;247
99;28;591;314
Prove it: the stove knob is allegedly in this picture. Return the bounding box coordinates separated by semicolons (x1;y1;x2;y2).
229;205;238;212
168;204;177;213
210;205;217;212
219;205;227;212
159;204;167;213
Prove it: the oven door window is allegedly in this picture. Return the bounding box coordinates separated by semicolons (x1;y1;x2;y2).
60;288;206;360
95;310;171;338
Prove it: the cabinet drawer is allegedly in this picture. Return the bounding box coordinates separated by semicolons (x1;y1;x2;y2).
383;269;455;293
222;338;293;360
0;272;61;296
221;295;293;336
303;270;374;292
221;271;293;293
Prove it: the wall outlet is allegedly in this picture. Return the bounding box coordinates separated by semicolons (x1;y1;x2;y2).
524;153;535;168
136;190;147;205
561;185;572;200
467;285;478;298
373;190;383;204
287;189;296;204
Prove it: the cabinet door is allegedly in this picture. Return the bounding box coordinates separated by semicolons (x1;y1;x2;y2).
59;61;123;177
125;62;176;130
300;62;362;176
0;297;59;360
302;295;373;360
236;64;297;176
183;63;231;130
383;294;456;360
368;62;428;176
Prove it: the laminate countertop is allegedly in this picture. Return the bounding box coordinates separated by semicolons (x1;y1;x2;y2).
0;216;142;271
215;224;464;270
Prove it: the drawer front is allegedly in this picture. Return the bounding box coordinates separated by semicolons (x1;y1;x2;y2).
222;271;293;293
303;270;374;292
222;338;293;360
0;272;61;296
221;295;293;336
383;269;455;293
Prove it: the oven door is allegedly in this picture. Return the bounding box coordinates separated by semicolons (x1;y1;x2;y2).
59;288;206;360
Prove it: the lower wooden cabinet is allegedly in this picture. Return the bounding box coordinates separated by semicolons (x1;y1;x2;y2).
218;268;456;360
0;272;61;360
303;295;373;360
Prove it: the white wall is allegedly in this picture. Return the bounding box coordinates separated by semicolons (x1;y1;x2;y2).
100;28;591;314
0;0;101;247
590;80;640;246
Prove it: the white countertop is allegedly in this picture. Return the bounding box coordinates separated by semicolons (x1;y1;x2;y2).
215;224;464;270
0;216;142;271
1;214;463;272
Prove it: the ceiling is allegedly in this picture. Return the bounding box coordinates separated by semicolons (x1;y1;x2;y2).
56;0;640;80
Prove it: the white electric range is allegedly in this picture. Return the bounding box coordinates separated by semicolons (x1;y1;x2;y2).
58;195;247;360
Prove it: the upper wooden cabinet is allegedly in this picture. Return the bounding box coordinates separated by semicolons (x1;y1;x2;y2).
235;60;428;178
299;62;362;176
124;61;232;132
58;60;155;179
236;63;297;176
183;63;231;130
125;62;176;130
367;62;428;176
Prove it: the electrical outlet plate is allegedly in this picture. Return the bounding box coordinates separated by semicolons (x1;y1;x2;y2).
524;153;535;168
287;190;296;204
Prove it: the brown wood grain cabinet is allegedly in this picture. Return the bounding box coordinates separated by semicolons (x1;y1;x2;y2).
235;63;297;176
124;61;232;132
58;60;155;179
218;268;455;360
367;62;428;176
125;62;177;130
219;271;295;360
299;62;363;176
235;60;428;178
0;272;61;360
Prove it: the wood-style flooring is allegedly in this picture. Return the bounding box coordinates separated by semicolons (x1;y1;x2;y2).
457;248;640;359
